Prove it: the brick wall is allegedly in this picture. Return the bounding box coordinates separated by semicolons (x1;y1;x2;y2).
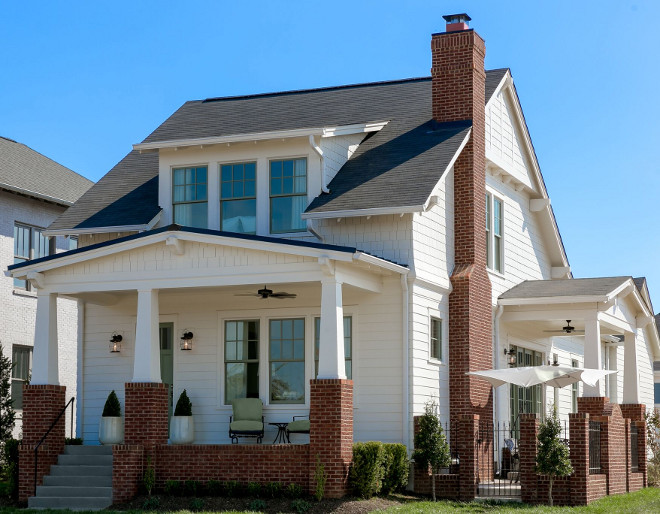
519;414;538;504
113;445;144;503
309;379;352;498
577;396;609;418
620;403;646;421
124;382;168;452
18;385;66;502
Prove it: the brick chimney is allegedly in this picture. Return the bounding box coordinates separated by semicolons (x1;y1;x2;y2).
432;15;493;423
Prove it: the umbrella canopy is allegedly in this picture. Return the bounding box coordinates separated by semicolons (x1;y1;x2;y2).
466;365;617;389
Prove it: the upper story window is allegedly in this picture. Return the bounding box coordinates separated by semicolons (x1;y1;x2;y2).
14;223;53;290
270;158;307;234
485;192;503;273
173;166;208;228
221;162;256;234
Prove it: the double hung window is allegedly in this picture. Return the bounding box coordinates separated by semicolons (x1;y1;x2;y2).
314;317;352;379
270;158;307;233
11;346;32;409
173;166;208;228
220;162;256;234
14;223;52;290
269;319;305;403
430;317;442;361
485;192;503;273
224;320;259;404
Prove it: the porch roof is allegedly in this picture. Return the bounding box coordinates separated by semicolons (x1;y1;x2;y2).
498;277;631;304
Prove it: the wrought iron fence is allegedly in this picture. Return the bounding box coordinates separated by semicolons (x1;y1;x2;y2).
475;421;521;498
442;421;461;473
589;420;601;474
631;423;639;472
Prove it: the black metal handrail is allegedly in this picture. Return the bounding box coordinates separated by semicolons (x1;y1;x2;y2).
33;397;75;496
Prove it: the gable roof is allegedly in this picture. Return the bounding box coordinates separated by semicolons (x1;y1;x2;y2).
47;71;506;232
0;136;92;206
499;276;631;302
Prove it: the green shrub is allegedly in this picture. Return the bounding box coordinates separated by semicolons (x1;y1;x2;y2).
65;437;83;445
143;456;155;496
185;479;200;496
264;481;282;498
189;497;205;511
224;480;241;497
2;438;19;498
285;482;303;499
142;496;160;510
174;389;193;416
206;479;222;496
247;481;261;497
381;443;409;494
102;390;121;417
349;441;385;498
164;479;182;496
313;454;326;501
248;498;267;511
291;498;312;513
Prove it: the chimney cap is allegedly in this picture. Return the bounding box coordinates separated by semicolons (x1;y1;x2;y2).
442;13;471;23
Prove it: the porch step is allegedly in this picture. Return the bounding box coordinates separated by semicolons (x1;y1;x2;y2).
28;445;113;511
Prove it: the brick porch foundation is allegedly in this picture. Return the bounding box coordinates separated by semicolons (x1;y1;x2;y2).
124;382;169;451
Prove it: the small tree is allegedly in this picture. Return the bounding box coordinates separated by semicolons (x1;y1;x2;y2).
102;390;121;417
412;401;450;501
0;344;16;442
174;389;192;416
645;409;660;486
536;408;572;506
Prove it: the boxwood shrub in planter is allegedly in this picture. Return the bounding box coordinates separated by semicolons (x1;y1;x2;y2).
99;390;124;445
170;389;194;444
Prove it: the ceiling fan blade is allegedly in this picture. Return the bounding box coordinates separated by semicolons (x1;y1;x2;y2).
542;329;585;334
234;293;259;297
271;293;297;298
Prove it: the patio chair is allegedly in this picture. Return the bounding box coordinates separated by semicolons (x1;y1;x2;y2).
285;415;310;442
229;398;264;444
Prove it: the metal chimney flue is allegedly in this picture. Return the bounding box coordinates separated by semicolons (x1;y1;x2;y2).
442;13;471;32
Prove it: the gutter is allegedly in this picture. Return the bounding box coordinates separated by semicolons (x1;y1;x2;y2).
401;275;411;454
309;135;330;194
0;182;74;207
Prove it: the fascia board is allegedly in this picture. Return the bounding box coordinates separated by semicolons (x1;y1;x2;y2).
0;182;73;207
353;252;409;274
498;295;610;306
44;224;149;237
302;205;424;220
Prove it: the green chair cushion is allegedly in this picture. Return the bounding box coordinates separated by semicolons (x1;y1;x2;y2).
287;419;310;433
230;420;264;433
232;398;263;422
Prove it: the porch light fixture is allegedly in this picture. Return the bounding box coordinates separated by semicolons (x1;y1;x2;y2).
109;333;123;353
180;330;194;351
504;348;517;366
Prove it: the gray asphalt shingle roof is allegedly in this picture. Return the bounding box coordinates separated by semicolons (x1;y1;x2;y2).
499;276;631;301
0;136;92;205
50;69;509;230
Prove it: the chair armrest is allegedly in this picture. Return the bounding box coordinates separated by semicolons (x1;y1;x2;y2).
292;415;309;421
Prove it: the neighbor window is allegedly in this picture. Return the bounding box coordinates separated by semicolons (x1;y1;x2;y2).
172;166;208;228
269;319;305;403
430;317;442;361
13;223;53;290
270;158;307;233
220;162;256;234
11;346;32;410
224;320;259;404
314;316;352;379
510;346;543;427
572;359;579;413
68;236;78;251
485;192;503;273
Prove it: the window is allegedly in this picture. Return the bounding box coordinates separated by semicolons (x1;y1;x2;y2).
655;382;660;405
224;320;259;404
270;158;307;233
485;192;503;273
172;166;208;228
314;317;352;379
11;346;32;409
430;317;442;361
572;359;579;413
269;319;305;403
68;236;78;251
510;346;543;427
220;162;256;234
13;223;53;290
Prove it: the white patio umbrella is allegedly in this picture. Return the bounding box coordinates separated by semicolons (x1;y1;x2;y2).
466;365;617;389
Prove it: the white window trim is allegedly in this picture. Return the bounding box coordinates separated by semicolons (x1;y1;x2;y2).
485;190;505;275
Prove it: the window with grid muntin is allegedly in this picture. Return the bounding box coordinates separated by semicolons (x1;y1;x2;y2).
220;162;256;234
269;158;307;233
172;166;208;228
269;318;305;403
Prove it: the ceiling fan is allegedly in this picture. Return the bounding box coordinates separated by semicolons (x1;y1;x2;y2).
543;320;584;334
234;285;297;300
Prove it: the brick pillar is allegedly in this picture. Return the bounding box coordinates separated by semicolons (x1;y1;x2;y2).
18;385;66;502
519;413;538;504
458;414;478;501
309;379;353;498
577;396;608;418
635;419;647;487
620;403;645;421
124;382;168;452
569;412;590;506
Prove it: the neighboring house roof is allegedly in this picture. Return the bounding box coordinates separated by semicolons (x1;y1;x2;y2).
47;70;508;232
499;276;632;301
0;136;92;206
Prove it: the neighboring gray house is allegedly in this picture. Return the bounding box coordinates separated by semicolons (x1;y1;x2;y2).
0;136;92;436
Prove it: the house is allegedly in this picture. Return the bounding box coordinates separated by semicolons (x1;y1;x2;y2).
0;136;92;438
8;14;660;508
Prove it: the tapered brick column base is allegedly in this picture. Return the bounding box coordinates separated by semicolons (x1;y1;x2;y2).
620;404;646;422
309;379;353;498
124;382;169;451
18;385;66;502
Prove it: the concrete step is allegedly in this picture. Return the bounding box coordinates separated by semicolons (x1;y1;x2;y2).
36;485;112;498
64;445;113;456
50;464;113;477
28;495;113;511
43;475;112;487
58;454;113;466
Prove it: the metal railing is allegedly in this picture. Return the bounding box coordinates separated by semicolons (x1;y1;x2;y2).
33;397;75;496
631;424;639;473
589;420;601;474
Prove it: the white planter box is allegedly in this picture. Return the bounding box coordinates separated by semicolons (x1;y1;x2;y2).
98;416;124;445
170;416;194;444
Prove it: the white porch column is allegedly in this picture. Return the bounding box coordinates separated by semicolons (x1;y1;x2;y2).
623;330;640;403
32;292;59;385
317;277;346;379
132;289;161;382
583;313;602;397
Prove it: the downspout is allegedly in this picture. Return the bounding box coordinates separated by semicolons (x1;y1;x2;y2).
493;304;504;423
76;299;85;438
307;135;329;242
401;275;410;453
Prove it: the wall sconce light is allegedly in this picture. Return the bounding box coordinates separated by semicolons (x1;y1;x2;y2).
109;333;123;353
504;348;516;366
180;330;194;351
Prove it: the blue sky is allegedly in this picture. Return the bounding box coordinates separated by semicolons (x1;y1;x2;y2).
2;1;659;308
